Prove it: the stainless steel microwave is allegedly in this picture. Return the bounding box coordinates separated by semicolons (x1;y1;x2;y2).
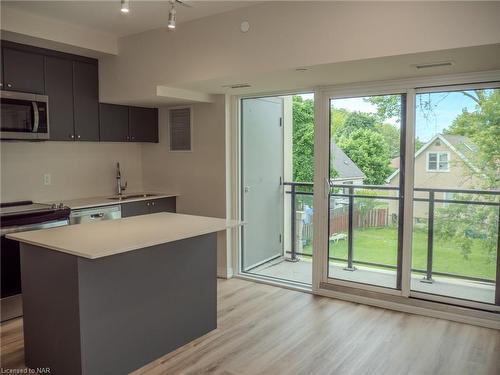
1;90;49;140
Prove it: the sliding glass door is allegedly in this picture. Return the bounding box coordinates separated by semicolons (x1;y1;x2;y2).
316;82;499;310
409;85;499;306
326;94;405;290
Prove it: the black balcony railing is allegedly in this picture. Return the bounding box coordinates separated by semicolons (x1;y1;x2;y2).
284;182;500;285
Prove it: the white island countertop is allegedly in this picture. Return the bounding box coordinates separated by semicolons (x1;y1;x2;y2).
7;212;237;259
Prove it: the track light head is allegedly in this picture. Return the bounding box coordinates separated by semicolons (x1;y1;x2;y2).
121;0;129;13
168;2;176;29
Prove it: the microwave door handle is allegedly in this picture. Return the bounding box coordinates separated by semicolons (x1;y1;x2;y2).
32;102;39;133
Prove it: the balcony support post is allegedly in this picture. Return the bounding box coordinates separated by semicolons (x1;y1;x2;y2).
344;186;356;271
288;183;299;262
495;205;500;305
422;191;435;283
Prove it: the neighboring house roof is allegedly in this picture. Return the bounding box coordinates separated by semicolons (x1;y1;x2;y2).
330;143;366;181
391;157;400;169
386;133;479;183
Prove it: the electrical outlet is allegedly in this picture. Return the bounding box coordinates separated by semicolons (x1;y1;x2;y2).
43;174;51;186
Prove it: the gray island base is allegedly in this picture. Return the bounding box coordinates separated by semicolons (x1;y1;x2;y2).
20;233;217;375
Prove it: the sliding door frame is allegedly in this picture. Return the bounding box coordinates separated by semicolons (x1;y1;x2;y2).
314;84;412;297
407;81;500;311
312;71;500;318
228;70;500;328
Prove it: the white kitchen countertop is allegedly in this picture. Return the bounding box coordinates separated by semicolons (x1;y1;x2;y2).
7;212;237;259
46;192;179;210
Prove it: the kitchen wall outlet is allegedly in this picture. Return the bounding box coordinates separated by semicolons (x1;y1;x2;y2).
43;174;52;186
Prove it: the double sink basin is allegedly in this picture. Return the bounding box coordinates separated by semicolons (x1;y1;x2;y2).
107;193;158;201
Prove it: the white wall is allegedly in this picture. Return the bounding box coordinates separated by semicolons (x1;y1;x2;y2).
99;1;500;102
141;95;228;276
0;142;143;203
141;95;226;217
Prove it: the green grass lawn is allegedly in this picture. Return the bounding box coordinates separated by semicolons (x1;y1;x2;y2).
301;227;496;280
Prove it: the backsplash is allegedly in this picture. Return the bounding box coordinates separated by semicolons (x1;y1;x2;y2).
0;141;143;203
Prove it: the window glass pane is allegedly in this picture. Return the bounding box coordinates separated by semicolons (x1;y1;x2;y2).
328;94;403;289
412;87;499;305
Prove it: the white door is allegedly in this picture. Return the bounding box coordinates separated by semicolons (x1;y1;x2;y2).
241;97;284;270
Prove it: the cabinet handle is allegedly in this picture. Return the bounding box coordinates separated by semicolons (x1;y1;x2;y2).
126;136;130;140
146;202;150;206
70;134;75;139
151;202;155;206
7;83;12;88
77;135;81;139
131;136;135;140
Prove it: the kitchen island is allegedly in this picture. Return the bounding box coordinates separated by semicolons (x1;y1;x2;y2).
7;212;233;375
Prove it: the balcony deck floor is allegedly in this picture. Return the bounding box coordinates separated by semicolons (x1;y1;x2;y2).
251;257;495;304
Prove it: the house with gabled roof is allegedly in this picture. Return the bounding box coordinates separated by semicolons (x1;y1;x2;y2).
331;143;366;184
387;133;480;219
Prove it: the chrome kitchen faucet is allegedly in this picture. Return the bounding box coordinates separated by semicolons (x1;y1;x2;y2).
116;162;128;196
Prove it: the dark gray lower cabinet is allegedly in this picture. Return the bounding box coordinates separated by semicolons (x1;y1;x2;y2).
121;197;176;218
120;200;150;218
150;197;176;213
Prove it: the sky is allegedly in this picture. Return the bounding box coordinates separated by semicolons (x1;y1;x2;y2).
299;91;480;143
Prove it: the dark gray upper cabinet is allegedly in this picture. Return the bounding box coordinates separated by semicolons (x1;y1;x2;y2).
45;56;75;141
99;103;129;142
73;61;99;141
2;48;45;94
129;106;158;143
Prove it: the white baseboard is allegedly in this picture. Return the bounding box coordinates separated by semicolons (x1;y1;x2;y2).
217;266;234;279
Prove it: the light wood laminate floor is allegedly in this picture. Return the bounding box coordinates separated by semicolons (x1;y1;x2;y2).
1;278;499;375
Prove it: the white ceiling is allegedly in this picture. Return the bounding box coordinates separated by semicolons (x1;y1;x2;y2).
1;1;258;37
175;44;500;96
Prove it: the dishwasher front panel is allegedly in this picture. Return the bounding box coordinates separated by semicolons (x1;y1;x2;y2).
69;205;121;225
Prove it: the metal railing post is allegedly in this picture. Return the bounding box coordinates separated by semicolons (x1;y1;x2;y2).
422;191;434;283
289;183;298;262
495;205;500;305
344;186;356;271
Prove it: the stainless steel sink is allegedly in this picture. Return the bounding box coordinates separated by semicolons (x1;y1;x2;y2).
107;193;158;200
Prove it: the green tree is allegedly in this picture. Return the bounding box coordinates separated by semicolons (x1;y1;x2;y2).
436;89;499;262
292;96;315;182
366;95;402;123
446;89;500;188
375;123;400;158
334;111;376;140
337;129;392;184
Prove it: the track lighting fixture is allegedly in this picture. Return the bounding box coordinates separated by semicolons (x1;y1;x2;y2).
168;0;176;29
121;0;129;13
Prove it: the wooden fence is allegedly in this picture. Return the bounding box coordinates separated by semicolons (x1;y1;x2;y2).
299;207;389;245
329;207;388;234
